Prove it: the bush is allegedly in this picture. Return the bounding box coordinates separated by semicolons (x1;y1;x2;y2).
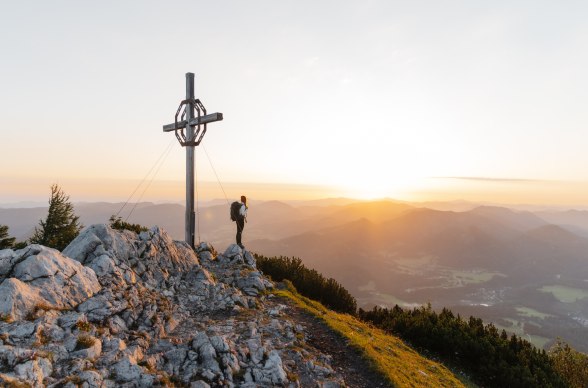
255;254;357;315
109;215;148;234
549;338;588;387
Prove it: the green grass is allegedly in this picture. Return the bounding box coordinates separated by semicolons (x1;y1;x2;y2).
273;286;466;388
539;285;588;303
447;269;505;286
516;306;553;320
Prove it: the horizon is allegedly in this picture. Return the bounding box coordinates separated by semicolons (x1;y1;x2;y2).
3;180;588;212
3;173;588;210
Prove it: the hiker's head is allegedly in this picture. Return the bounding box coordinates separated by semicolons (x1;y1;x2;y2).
241;195;247;204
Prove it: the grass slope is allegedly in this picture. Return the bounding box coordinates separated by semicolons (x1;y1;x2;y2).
273;285;467;387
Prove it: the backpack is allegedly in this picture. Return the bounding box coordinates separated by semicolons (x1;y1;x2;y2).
230;201;241;221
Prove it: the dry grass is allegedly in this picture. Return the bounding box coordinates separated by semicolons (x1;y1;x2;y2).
273;287;466;388
74;334;96;351
3;381;32;388
25;302;69;321
75;320;93;332
35;327;51;346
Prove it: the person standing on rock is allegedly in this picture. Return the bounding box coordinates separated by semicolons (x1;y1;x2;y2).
230;195;248;249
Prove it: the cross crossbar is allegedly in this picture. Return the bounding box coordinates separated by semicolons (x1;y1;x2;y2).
162;112;224;132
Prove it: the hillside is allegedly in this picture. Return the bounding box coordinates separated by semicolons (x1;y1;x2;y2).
0;224;463;387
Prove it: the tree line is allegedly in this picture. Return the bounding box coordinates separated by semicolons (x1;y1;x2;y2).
255;254;357;315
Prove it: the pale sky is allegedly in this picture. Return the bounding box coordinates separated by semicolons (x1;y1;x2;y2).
1;1;588;205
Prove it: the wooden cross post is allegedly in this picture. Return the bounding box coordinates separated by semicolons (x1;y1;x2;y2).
162;73;223;248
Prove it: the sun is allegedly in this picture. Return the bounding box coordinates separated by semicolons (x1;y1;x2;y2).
344;185;392;200
336;173;426;201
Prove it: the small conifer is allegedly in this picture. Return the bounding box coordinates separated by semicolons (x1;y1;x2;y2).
30;184;83;251
0;225;16;249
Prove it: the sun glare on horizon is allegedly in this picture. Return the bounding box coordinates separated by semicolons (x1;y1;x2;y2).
333;172;431;201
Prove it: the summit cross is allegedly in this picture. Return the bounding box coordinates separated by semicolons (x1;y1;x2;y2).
162;72;223;248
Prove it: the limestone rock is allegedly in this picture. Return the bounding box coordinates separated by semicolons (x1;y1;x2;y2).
76;370;104;387
0;245;101;320
64;224;199;290
112;355;143;382
14;357;52;385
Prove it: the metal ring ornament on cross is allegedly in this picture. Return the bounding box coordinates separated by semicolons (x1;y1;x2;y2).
173;99;207;146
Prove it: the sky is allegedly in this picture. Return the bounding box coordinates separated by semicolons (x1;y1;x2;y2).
1;1;588;206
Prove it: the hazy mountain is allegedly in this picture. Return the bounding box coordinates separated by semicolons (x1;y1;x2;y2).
536;209;588;237
469;205;549;231
0;207;48;240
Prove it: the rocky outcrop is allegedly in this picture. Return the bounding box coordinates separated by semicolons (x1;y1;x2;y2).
0;245;101;320
0;225;346;387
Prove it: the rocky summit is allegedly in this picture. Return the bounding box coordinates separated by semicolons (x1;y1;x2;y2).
0;225;353;387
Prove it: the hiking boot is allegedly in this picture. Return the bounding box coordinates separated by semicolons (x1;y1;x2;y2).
238;244;245;249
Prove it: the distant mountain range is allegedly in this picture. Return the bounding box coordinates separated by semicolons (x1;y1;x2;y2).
248;202;588;353
2;198;588;351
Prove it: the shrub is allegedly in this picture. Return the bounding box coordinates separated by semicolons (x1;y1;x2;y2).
255;254;357;315
109;215;148;234
549;338;588;387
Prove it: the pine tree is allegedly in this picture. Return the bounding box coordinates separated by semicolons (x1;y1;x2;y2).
0;225;16;249
30;184;83;251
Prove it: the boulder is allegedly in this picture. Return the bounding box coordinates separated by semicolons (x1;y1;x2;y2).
0;246;100;320
112;355;143;383
14;357;52;386
63;224;135;266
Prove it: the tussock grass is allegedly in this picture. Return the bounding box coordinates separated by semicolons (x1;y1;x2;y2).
75;320;93;332
274;286;466;388
74;334;96;351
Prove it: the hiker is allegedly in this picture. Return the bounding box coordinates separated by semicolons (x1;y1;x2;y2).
230;195;248;249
